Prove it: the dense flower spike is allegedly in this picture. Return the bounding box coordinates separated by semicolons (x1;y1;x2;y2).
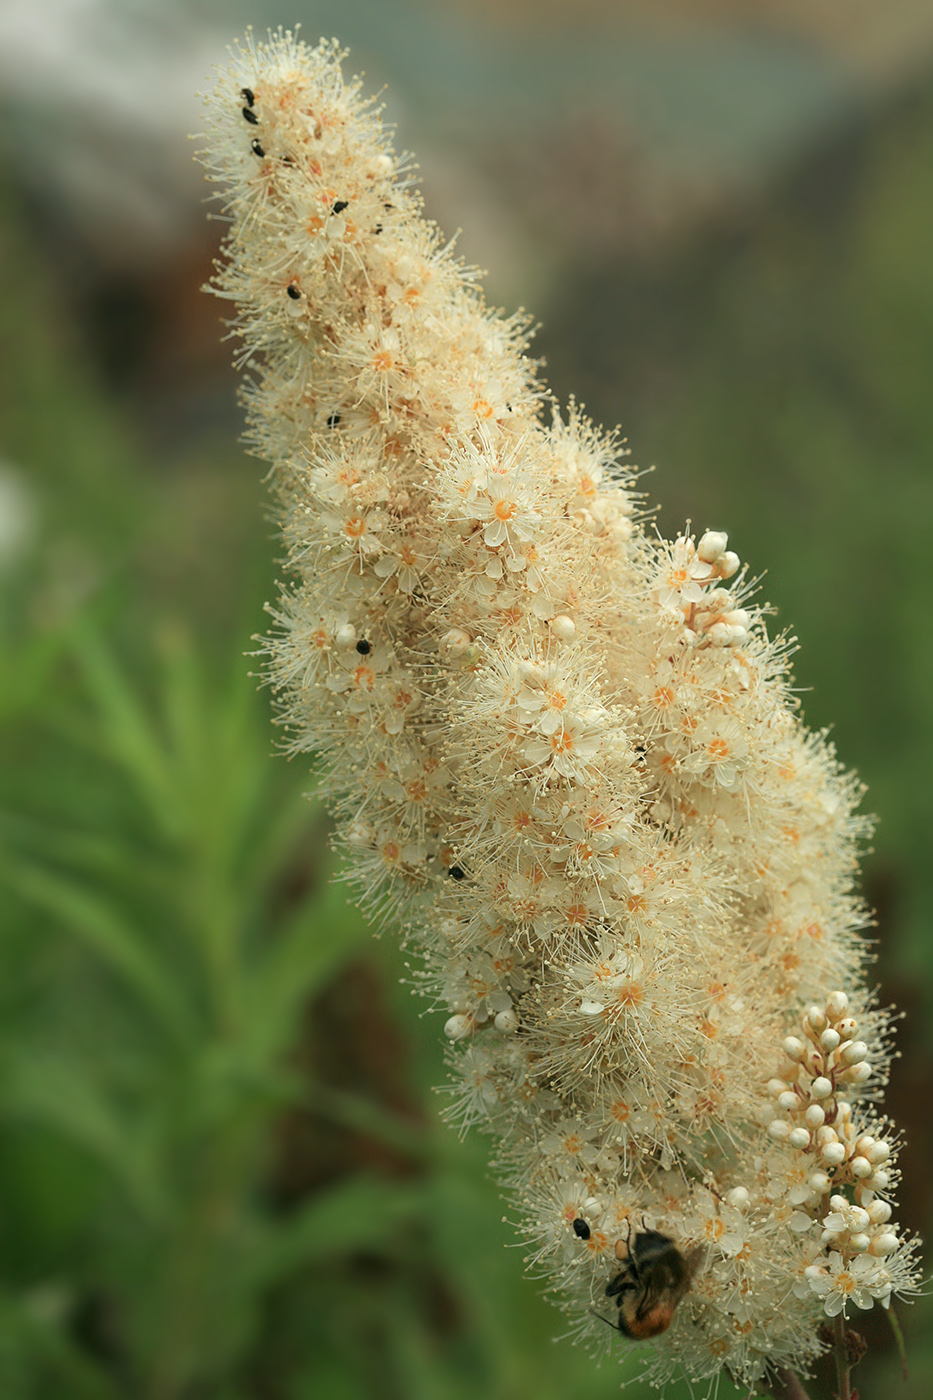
200;32;920;1389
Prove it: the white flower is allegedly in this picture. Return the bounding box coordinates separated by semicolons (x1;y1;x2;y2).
202;33;920;1386
523;709;606;780
474;466;541;552
657;536;716;610
805;1251;889;1316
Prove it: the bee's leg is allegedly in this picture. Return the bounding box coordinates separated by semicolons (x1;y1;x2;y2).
589;1309;623;1333
605;1273;637;1300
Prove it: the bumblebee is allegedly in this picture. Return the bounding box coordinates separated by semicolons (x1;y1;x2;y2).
603;1229;702;1340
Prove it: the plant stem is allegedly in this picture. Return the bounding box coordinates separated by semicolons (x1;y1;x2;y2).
887;1302;909;1382
833;1313;851;1400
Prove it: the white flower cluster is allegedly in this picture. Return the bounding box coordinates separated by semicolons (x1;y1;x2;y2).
768;994;918;1319
200;32;920;1390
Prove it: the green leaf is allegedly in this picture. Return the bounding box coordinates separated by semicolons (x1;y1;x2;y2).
0;1288;122;1400
66;627;180;841
243;1174;426;1291
3;858;194;1043
243;875;369;1061
1;1050;166;1223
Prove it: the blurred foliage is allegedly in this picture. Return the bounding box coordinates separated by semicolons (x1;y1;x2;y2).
1;64;933;1400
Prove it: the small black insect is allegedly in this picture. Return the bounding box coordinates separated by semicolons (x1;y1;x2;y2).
448;866;466;882
355;639;371;655
241;87;255;108
572;1218;591;1241
374;224;383;235
250;138;265;158
326;412;342;428
286;281;301;300
242;107;259;125
332;199;349;214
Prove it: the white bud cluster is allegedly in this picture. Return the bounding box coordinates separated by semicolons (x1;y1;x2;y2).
656;532;748;647
769;996;918;1316
200;32;920;1390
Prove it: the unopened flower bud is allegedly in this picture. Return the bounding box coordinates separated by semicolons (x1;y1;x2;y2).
549;614;576;640
810;1076;833;1099
820;1029;841;1053
444;1013;474;1040
722;608;749;631
870;1232;899;1256
806;1007;828;1035
804;1105;826;1129
441;627;473;656
698;530;728;563
719;550;740;578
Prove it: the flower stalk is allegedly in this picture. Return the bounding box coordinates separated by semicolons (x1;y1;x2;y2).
199;30;920;1389
833;1314;852;1400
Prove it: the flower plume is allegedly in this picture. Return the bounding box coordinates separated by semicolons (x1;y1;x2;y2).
200;31;920;1389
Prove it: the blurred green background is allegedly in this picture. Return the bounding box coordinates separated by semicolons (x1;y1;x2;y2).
1;1;931;1396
